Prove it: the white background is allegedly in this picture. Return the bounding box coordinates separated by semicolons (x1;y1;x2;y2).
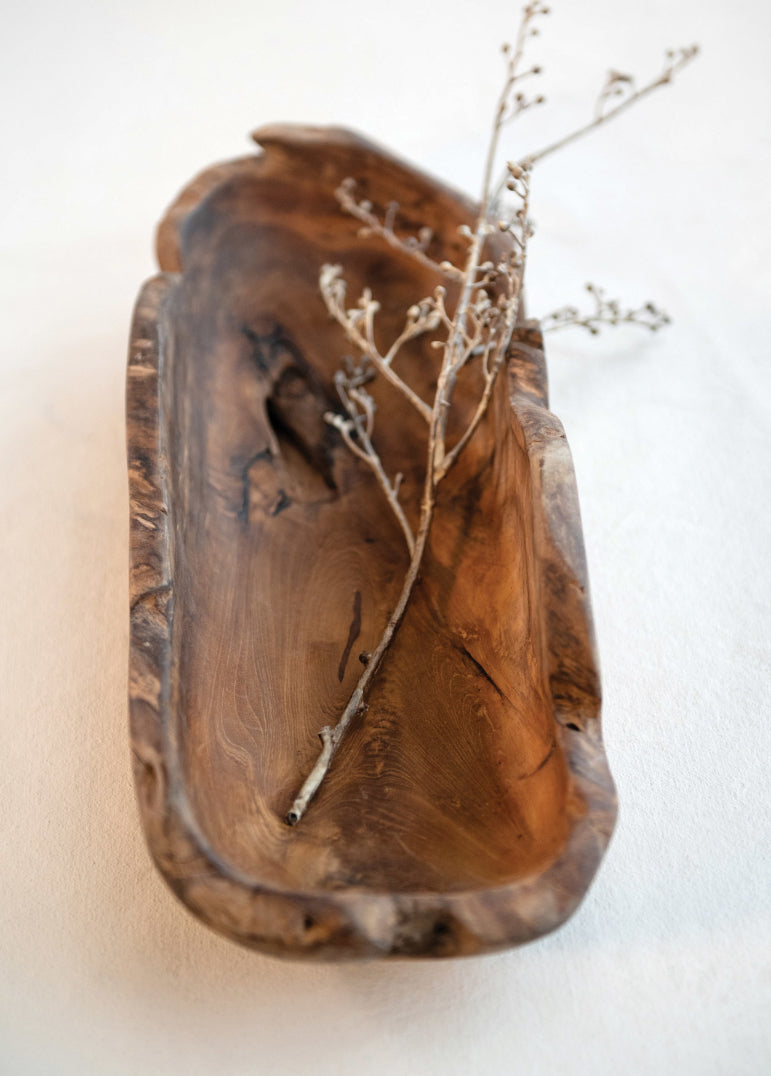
1;1;769;1073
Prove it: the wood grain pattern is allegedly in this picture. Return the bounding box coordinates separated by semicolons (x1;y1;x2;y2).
127;125;617;958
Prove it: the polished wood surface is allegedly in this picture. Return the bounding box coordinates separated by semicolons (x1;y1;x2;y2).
127;126;616;957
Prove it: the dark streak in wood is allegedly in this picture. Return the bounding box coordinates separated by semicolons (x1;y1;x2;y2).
452;639;507;700
242;322;306;377
337;590;362;683
272;488;292;516
519;738;557;779
238;446;273;525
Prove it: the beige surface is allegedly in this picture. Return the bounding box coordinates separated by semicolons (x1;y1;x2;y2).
2;0;769;1072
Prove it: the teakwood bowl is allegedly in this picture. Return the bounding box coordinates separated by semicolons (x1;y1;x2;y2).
127;125;616;959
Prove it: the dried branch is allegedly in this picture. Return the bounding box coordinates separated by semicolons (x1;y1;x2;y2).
438;168;531;482
336;178;465;283
319;266;433;424
519;44;699;168
285;7;697;826
325;362;415;555
541;283;671;334
286;12;541;826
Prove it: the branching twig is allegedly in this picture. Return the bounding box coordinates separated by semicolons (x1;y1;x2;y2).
285;6;697;826
336;178;465;283
519;44;699;168
325;363;416;554
286;10;543;827
320;266;434;424
541;283;671;334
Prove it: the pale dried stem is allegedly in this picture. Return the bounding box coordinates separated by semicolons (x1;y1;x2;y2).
541;283;670;335
286;499;433;825
429;11;538;472
337;182;464;283
519;44;699;168
286;15;538;827
287;8;695;826
326;407;416;555
438;183;531;480
320;275;433;424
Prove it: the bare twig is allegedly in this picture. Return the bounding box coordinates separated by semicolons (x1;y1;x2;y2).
286;9;544;827
519;44;699;168
336;179;465;283
325;365;416;555
285;7;697;826
320;266;433;424
438;168;532;481
541;283;671;334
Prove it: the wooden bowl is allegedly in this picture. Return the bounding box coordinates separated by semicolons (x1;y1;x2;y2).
127;126;616;958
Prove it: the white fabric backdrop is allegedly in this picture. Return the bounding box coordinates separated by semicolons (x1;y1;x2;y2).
1;1;769;1073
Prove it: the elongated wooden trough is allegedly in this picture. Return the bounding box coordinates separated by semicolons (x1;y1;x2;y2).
127;126;616;958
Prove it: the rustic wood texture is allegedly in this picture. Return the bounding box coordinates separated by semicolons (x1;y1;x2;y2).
127;125;617;958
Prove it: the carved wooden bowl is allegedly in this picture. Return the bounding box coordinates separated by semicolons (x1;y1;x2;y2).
127;125;616;958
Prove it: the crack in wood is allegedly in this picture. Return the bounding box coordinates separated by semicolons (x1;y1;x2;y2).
451;639;506;700
518;738;557;780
